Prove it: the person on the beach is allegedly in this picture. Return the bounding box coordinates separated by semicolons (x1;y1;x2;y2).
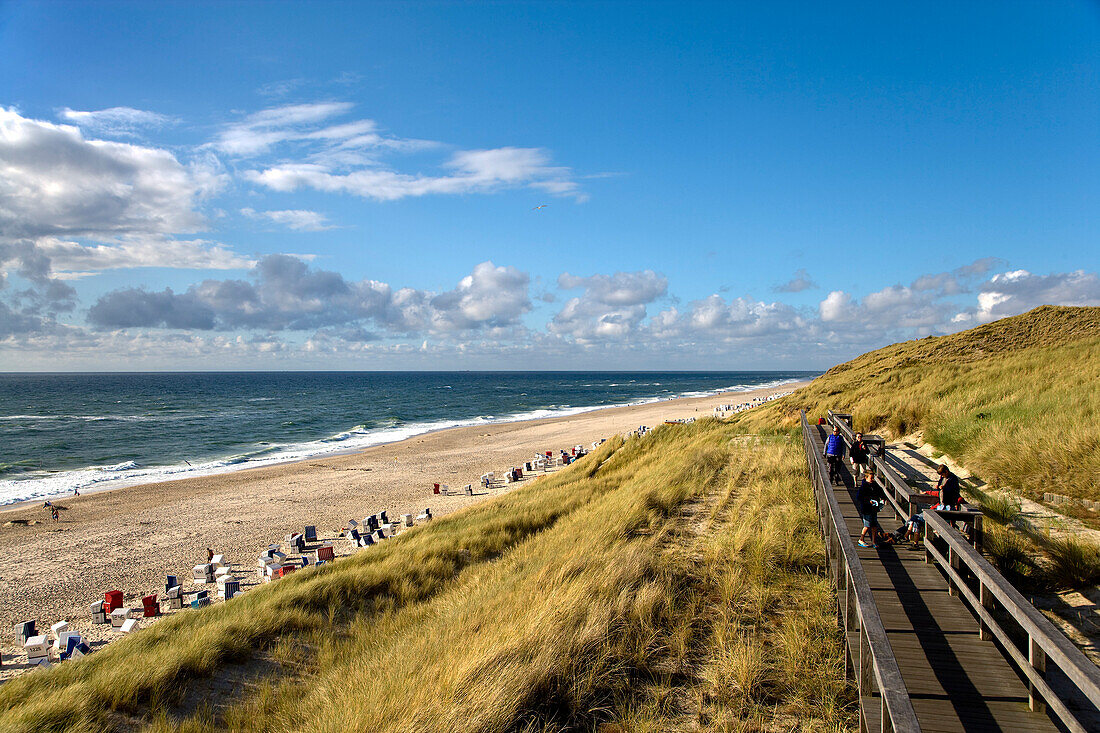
823;426;845;484
857;470;885;547
50;505;60;522
849;432;869;475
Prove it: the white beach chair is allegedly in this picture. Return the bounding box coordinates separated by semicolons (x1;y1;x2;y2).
464;484;474;496
119;618;138;634
402;513;413;527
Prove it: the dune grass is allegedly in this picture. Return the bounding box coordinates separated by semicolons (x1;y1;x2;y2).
737;306;1100;504
0;421;852;732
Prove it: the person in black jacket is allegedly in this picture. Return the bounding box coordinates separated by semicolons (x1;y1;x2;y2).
849;432;870;475
856;470;886;548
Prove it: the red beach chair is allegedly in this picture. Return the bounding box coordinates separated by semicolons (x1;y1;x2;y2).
142;594;159;618
104;590;123;612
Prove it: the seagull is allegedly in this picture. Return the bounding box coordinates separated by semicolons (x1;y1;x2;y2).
532;204;548;210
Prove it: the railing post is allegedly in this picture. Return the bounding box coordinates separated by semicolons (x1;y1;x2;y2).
979;582;993;641
1029;636;1047;712
973;514;983;552
859;625;872;698
924;527;935;565
947;546;959;597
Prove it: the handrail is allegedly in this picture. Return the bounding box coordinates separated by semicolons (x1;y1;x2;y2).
922;511;1100;732
822;410;1100;731
800;411;921;733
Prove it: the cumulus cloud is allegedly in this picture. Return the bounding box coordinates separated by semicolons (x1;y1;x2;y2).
551;270;667;342
240;207;333;231
87;257;530;336
0;107;222;241
953;269;1100;324
774;268;818;293
59;107;177;137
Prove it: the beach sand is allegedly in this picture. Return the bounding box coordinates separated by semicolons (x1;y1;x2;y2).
0;382;806;676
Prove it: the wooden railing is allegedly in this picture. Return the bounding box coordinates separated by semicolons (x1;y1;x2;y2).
799;411;921;733
823;411;1100;732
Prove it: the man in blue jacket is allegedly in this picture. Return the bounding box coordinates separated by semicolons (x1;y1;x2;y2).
823;426;845;484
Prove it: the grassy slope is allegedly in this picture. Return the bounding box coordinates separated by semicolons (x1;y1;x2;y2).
0;422;851;732
739;306;1100;503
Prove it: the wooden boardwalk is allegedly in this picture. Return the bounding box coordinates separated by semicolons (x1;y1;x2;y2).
809;423;1059;732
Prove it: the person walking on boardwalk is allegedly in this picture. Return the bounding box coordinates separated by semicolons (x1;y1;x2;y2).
823;426;845;484
849;432;870;475
857;470;885;547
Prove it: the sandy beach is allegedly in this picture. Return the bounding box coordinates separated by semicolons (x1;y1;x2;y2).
0;382;805;676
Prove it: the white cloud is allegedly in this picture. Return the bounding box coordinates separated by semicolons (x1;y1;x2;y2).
246;146;581;202
240;207;333;231
59;107;177;137
955;269;1100;324
0;107;223;240
87;257;530;336
550;270;668;342
38;237;254;272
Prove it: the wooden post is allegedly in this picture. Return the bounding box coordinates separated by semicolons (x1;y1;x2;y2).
1029;636;1046;711
925;527;935;564
948;546;959;597
973;514;983;552
979;582;993;641
859;627;872;698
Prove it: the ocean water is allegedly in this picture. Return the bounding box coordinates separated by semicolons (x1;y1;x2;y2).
0;371;815;505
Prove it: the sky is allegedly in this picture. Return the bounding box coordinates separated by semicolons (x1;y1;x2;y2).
0;0;1097;371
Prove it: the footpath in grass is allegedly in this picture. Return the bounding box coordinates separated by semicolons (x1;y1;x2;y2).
0;420;853;733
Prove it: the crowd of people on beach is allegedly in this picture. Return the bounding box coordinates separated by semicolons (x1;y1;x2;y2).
712;390;793;418
822;425;965;549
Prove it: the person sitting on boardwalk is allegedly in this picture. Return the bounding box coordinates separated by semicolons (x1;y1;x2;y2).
932;464;962;510
823;426;845;484
849;432;870;475
857;470;886;547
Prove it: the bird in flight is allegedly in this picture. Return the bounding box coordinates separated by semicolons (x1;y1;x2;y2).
532;204;548;210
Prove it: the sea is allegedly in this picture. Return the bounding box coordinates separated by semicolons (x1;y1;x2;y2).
0;371;816;506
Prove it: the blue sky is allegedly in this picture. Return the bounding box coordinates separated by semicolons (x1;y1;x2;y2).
0;0;1097;370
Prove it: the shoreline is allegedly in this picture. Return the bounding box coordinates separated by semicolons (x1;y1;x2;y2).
0;377;808;513
0;380;808;678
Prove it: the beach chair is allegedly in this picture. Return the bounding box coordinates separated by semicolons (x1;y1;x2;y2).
60;634;83;661
165;575;179;592
347;519;359;532
440;485;450;495
304;525;317;542
433;482;441;494
222;580;240;600
464;484;473;496
104;590;123;612
56;631;79;655
120;619;138;634
210;554;225;569
50;622;69;649
110;608;131;628
193;564;214;584
69;642;91;660
24;635;49;665
215;566;231;579
91;601;107;624
380;511;389;524
361;533;375;546
142;594;159;617
317;545;335;562
402;513;413;527
165;586;183;609
15;620;36;645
